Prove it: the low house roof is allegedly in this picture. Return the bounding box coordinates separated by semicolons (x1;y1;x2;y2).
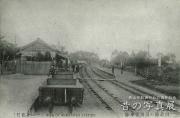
20;38;56;52
17;38;67;59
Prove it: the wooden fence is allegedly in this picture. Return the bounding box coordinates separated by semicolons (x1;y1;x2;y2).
0;61;16;74
16;61;51;75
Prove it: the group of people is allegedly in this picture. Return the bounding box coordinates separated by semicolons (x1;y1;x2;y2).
48;62;82;78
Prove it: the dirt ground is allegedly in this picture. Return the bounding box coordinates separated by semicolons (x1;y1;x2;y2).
0;73;178;118
0;74;116;118
101;67;180;100
0;74;47;118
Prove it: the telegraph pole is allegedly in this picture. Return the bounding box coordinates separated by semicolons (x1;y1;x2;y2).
14;35;17;73
147;40;150;79
14;35;17;45
147;40;150;58
157;53;162;79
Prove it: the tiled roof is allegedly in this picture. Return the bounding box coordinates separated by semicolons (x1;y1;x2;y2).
20;38;56;52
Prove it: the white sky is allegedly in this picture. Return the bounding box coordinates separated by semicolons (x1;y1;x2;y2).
0;0;180;60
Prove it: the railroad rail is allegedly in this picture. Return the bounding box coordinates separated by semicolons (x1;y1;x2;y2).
79;69;114;112
82;66;135;114
91;66;180;115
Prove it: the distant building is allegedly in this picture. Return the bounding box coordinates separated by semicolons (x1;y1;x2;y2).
17;38;63;60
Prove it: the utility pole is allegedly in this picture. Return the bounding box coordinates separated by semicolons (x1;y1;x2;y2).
14;35;17;46
157;53;162;79
147;40;150;79
58;40;61;51
14;35;17;73
147;40;150;58
144;0;150;79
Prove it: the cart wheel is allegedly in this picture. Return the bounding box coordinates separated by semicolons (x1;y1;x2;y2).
34;103;38;112
48;103;53;113
69;104;73;113
69;97;76;113
34;98;39;112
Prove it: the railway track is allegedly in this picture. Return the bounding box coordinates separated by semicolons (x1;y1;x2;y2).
92;67;145;96
81;66;135;115
28;65;179;117
91;66;180;115
79;69;114;112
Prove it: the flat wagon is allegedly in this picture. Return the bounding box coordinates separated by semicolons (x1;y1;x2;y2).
34;54;84;113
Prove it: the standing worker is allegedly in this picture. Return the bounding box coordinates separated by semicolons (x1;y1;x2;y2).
112;65;116;78
49;65;55;78
121;62;124;74
76;65;79;73
72;64;75;72
112;65;114;74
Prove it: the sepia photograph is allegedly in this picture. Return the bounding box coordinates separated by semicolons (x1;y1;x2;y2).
0;0;180;118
